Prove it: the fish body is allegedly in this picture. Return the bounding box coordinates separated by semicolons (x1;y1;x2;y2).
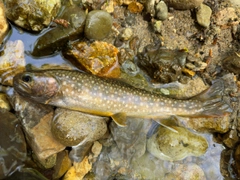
13;70;232;126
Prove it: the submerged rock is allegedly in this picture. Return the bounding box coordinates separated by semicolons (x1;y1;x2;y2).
147;126;208;161
0;109;27;179
63;41;120;78
0;93;11;110
84;10;113;40
165;164;206;180
164;0;204;10
222;53;240;75
4;0;61;31
109;118;151;160
0;1;9;47
6;168;48;180
8;91;65;161
0;40;25;86
51;108;108;147
32;5;86;56
136;43;188;84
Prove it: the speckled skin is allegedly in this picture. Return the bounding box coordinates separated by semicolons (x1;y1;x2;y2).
13;70;231;121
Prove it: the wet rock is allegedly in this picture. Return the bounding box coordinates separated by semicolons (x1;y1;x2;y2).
155;1;168;21
63;41;120;78
0;40;25;86
153;21;162;33
51;108;108;146
196;4;212;28
6;168;48;180
84;10;112;40
234;144;240;177
4;0;61;31
131;153;164;179
33;153;57;169
52;150;72;179
127;2;144;14
0;93;11;110
64;156;92;180
145;0;155;16
223;129;239;148
120;28;133;41
8;91;65;161
136;43;188;84
147;126;208;161
0;109;27;179
0;1;9;46
32;6;86;57
165;164;206;180
177;115;231;133
164;0;204;10
222;53;240;75
121;60;139;76
109;118;151;160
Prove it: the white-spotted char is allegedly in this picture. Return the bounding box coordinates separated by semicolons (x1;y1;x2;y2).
13;70;232;126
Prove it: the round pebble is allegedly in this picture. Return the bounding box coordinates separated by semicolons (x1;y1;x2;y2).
84;10;113;40
196;4;212;28
155;1;168;21
164;0;204;10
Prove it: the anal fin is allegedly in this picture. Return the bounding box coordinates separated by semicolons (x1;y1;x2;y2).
111;112;127;127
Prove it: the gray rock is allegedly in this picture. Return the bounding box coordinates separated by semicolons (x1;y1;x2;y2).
0;109;27;179
51;108;108;146
164;0;204;10
4;0;61;31
109;118;151;160
155;1;168;21
196;4;212;28
84;10;113;40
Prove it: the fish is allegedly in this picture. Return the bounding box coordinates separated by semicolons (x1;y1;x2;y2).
13;69;232;127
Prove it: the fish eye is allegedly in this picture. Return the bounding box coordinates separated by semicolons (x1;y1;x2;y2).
21;74;32;83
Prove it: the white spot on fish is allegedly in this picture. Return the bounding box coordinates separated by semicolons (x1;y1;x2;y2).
63;81;67;85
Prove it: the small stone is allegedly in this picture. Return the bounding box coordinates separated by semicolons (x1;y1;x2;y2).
223;129;239;148
84;10;113;40
153;21;162;33
120;28;133;41
127;2;144;13
64;156;92;180
164;0;204;10
91;141;103;158
0;93;11;110
155;1;168;21
52;150;72;179
196;4;212;28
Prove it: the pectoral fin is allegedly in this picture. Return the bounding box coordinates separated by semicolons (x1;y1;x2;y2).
111;112;127;127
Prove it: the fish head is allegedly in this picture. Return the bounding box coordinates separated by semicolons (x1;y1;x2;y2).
13;71;60;104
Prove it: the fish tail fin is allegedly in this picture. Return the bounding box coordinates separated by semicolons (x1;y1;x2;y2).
193;79;232;117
